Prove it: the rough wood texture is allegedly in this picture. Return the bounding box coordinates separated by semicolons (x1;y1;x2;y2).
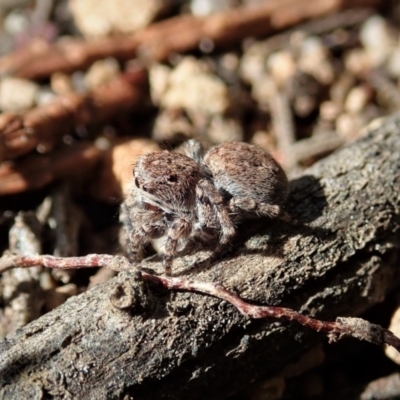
1;113;400;399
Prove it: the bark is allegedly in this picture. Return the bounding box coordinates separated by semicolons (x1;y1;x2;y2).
1;112;400;399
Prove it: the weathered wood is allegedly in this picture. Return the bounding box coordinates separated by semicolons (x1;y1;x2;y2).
1;113;400;399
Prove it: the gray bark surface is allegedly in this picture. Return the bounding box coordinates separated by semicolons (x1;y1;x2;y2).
1;113;400;399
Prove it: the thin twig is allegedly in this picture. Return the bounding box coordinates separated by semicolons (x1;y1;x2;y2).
268;82;297;171
0;142;104;195
1;253;399;352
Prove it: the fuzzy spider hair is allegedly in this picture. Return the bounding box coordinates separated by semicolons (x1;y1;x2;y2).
120;140;289;275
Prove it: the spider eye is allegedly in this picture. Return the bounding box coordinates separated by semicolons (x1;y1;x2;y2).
142;184;148;192
134;178;140;188
167;175;177;183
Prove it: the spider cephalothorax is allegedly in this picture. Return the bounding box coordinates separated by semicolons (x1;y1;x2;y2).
120;141;289;275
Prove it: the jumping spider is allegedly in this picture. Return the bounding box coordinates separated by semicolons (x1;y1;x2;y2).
120;140;289;275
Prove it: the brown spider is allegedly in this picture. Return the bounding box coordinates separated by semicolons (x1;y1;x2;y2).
120;141;289;275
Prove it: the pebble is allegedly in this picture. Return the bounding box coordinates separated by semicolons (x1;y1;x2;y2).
160;57;230;115
344;49;372;76
84;58;120;90
149;63;172;105
51;72;74;95
0;77;39;112
190;0;232;15
239;42;268;84
336;112;365;140
70;0;165;37
267;50;296;87
298;36;334;85
359;15;395;67
320;101;342;122
344;86;371;114
36;87;57;106
3;8;29;35
152;109;194;143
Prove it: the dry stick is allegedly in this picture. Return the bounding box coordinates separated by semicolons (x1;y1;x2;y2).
0;0;382;80
0;67;148;162
244;7;373;62
291;131;345;166
0;141;104;195
1;253;399;352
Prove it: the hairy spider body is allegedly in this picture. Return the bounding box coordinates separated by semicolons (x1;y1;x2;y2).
120;141;289;275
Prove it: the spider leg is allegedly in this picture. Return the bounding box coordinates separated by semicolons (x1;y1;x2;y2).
164;218;192;275
126;223;166;262
120;201;168;262
197;179;235;246
229;197;282;218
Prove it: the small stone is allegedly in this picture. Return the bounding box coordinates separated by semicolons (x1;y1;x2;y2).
298;36;334;85
320;101;342;122
251;75;274;105
336;112;365;141
3;9;29;35
84;58;120;90
51;72;74;95
152;109;194;143
239;42;268;84
344;49;372;76
36;88;57;106
149;63;172;105
190;0;232;16
0;77;39;112
344;86;371;114
267;50;296;87
359;15;395;66
160;57;231;115
70;0;166;37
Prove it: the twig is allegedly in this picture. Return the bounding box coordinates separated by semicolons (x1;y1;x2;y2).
1;253;399;352
0;142;104;195
0;0;382;80
0;68;148;162
291;131;345;166
245;7;373;56
268;82;297;171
